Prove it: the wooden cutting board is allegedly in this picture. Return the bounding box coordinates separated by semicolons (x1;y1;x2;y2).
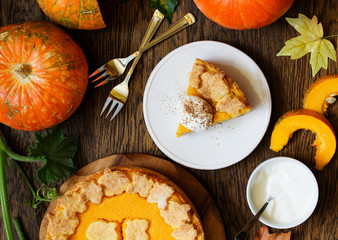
39;153;226;240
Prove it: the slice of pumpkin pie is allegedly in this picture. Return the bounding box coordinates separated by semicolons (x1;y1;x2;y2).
176;58;252;137
43;167;204;240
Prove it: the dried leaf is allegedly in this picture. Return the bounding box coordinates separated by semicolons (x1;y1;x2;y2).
286;14;323;37
277;14;337;76
254;226;291;240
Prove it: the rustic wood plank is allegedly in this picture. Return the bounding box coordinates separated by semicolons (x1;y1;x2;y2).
0;0;337;239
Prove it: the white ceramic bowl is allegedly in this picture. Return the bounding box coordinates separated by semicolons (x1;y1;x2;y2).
246;157;319;229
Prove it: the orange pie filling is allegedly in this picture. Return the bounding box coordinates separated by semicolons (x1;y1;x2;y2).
176;58;252;137
71;193;174;240
45;168;204;240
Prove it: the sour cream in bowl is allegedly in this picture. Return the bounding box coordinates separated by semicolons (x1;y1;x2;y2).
246;157;319;229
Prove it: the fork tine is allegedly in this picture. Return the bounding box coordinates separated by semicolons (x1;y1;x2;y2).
94;77;113;88
110;102;123;121
105;100;118;118
91;71;109;83
89;65;105;78
100;97;113;116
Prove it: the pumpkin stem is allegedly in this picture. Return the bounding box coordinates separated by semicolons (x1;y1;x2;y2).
14;63;33;80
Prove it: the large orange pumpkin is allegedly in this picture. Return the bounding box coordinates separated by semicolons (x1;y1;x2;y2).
194;0;295;30
36;0;106;30
0;21;88;131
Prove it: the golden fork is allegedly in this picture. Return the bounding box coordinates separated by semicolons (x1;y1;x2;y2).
90;13;196;88
100;13;196;120
100;10;164;119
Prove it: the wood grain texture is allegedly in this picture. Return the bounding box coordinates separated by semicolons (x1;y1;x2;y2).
0;0;337;239
39;153;226;240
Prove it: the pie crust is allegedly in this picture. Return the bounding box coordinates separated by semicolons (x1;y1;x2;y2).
44;167;204;240
176;58;252;137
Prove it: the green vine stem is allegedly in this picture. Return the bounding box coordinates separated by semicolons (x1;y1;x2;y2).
12;160;37;199
0;134;40;163
0;127;74;239
13;218;25;240
13;160;61;208
0;130;36;239
3;149;37;163
0;149;14;240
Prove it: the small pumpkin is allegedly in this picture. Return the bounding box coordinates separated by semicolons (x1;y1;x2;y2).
0;21;88;131
194;0;295;30
36;0;106;30
303;74;338;114
270;109;336;170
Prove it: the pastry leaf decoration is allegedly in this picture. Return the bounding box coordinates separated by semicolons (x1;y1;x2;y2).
277;14;337;76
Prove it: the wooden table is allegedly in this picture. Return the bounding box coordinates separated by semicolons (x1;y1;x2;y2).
0;0;337;239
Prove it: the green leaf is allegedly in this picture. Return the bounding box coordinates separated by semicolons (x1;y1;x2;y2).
149;0;178;24
277;14;337;76
28;125;78;185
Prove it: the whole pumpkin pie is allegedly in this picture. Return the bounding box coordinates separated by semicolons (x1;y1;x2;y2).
44;167;204;240
176;58;252;137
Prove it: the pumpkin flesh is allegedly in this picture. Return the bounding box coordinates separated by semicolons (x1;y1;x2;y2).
303;74;338;114
270;109;336;170
0;21;88;131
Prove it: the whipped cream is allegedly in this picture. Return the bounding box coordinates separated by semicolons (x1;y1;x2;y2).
178;96;213;131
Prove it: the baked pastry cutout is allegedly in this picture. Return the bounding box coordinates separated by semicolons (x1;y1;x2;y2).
177;58;252;137
44;167;204;240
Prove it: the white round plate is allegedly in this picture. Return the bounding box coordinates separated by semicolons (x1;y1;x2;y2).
143;41;271;170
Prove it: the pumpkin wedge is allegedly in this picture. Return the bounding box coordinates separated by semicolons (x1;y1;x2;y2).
303;74;338;114
36;0;106;30
270;109;336;170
